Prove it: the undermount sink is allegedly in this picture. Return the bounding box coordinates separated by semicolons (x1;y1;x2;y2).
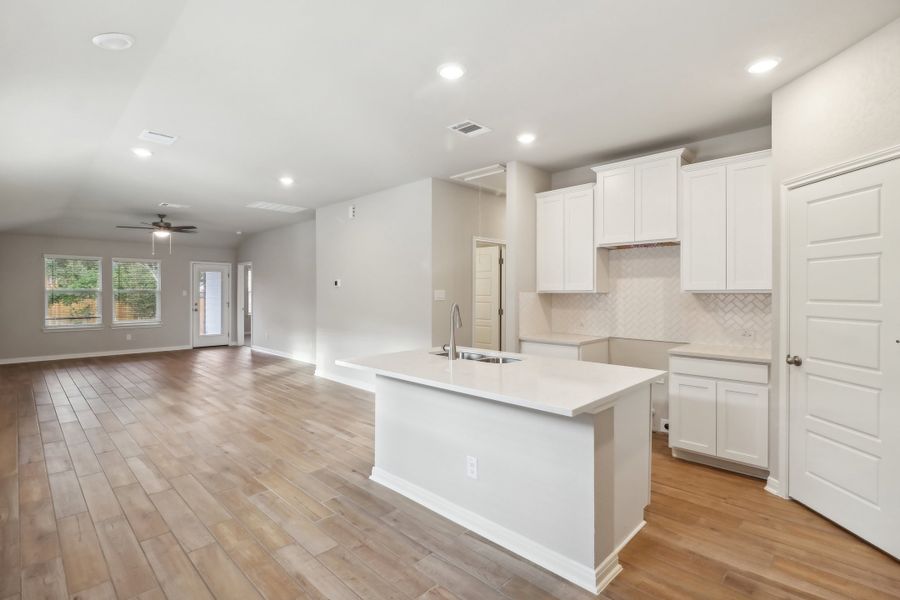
475;356;521;364
432;351;522;364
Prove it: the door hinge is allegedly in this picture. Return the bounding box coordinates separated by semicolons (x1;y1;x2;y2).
498;308;504;316
499;257;504;265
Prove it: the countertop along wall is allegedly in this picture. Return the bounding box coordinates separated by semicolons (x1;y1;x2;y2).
0;233;236;362
237;217;316;363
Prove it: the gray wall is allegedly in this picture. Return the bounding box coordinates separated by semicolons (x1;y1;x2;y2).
315;179;433;388
430;179;506;347
0;233;235;361
505;162;551;352
769;16;900;486
237;218;316;363
550;125;772;188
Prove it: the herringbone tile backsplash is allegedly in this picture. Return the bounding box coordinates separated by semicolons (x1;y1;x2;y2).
548;246;772;348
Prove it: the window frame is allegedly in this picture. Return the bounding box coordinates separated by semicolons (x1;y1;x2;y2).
43;254;104;332
111;257;163;328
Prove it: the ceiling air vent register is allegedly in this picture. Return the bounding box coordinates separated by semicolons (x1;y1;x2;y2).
448;120;491;137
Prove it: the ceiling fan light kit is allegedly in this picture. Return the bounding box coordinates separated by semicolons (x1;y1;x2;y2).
116;213;197;255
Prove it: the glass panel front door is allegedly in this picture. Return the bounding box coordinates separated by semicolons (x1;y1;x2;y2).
192;263;230;347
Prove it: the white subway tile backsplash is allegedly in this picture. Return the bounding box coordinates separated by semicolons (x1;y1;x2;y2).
548;246;771;348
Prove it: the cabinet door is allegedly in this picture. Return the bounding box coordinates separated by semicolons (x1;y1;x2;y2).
635;157;679;242
681;166;727;290
595;166;634;245
727;157;772;290
716;381;768;467
536;194;565;291
668;374;717;456
564;189;595;291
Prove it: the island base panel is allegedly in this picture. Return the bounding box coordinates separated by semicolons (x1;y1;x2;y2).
369;375;651;594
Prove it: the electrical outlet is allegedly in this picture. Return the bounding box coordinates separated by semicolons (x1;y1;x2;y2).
659;418;669;434
466;455;478;480
333;279;342;288
125;333;132;341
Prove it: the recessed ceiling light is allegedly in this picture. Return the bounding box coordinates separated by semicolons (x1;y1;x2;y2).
746;57;781;74
279;176;294;187
131;147;152;159
517;132;536;145
92;33;135;51
438;63;465;80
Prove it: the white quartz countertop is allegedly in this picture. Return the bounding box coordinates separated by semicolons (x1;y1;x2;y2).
668;343;772;364
336;348;664;417
519;333;609;347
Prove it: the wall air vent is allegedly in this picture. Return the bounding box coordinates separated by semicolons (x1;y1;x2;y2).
246;201;306;214
448;120;491;137
138;130;178;145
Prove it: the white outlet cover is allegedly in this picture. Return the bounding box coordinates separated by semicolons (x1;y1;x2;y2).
433;289;446;301
466;455;478;479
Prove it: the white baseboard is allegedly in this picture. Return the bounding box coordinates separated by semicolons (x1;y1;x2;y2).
0;345;192;366
250;345;314;365
764;476;788;498
371;466;618;594
672;448;768;480
314;369;375;393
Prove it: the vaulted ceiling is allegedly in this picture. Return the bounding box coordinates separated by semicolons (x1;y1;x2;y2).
2;0;900;246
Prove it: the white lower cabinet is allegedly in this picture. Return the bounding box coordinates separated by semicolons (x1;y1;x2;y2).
668;374;717;456
716;380;769;467
669;357;769;469
519;339;609;363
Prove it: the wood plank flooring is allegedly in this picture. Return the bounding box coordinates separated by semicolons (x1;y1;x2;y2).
0;347;897;599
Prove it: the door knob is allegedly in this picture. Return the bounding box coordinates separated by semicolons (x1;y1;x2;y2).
785;355;802;366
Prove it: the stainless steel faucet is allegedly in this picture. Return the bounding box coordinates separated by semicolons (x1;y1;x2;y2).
448;303;462;360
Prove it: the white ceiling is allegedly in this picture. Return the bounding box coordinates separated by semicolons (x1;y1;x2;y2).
2;0;900;247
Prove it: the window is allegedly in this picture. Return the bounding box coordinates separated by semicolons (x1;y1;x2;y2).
44;255;102;329
112;259;161;325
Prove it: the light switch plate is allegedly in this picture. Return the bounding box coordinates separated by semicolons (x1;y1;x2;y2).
433;289;446;301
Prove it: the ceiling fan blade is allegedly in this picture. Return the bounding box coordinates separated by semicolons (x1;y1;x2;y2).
173;229;197;233
116;226;156;230
170;225;197;231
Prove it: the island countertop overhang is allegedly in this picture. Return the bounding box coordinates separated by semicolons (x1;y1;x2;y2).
336;347;665;417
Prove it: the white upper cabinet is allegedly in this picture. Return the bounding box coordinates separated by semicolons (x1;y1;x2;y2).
595;167;634;245
682;166;727;290
537;192;565;292
726;157;772;291
681;151;772;292
536;184;609;293
592;148;687;246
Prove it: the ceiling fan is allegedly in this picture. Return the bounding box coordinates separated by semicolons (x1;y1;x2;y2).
116;214;197;255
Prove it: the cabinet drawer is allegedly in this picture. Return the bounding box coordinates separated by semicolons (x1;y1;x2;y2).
669;356;768;384
520;341;579;360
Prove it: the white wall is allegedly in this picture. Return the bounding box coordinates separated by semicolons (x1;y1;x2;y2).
769;16;900;487
550;126;772;188
430;179;506;347
0;233;235;361
315;179;433;388
504;162;550;352
237;218;316;363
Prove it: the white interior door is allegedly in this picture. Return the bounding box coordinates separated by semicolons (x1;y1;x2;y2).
473;245;501;350
192;262;231;348
788;158;900;559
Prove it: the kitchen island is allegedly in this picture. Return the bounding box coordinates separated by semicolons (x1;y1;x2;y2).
337;348;664;594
